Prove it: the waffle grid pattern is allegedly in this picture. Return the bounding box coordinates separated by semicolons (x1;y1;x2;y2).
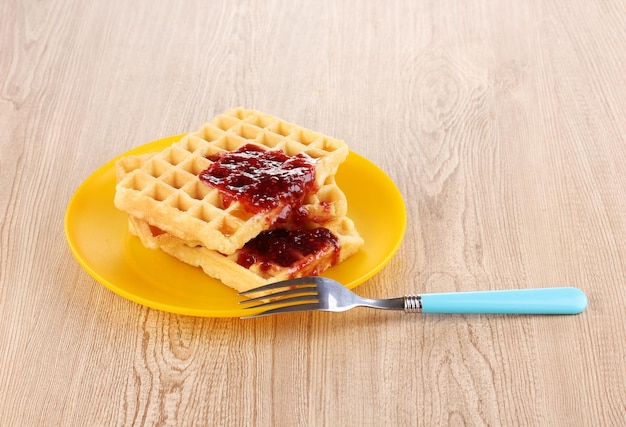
115;108;349;254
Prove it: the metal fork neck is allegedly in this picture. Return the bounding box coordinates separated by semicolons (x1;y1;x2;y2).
357;296;422;312
357;296;405;311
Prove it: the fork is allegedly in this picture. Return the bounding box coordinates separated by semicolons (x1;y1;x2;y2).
238;276;588;318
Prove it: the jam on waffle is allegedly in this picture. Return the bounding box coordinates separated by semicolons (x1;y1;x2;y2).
114;109;363;292
114;108;349;255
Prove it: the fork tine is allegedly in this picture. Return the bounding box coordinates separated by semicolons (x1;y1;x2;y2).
242;293;319;310
238;277;328;318
238;277;323;296
239;285;317;304
241;302;321;319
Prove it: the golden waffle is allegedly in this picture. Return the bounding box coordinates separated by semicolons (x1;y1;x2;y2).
114;108;349;254
127;214;364;293
116;154;349;238
115;136;363;292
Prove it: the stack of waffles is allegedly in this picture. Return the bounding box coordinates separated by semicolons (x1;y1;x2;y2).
114;108;364;293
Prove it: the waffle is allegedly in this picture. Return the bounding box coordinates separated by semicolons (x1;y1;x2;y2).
116;153;349;241
127;213;364;293
114;108;349;254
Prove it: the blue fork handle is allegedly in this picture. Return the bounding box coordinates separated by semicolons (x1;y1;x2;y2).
420;287;587;314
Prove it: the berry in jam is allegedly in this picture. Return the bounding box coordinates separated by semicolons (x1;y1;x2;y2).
199;144;317;213
236;228;339;270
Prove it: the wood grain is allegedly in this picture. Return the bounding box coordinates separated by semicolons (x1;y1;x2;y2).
2;0;626;425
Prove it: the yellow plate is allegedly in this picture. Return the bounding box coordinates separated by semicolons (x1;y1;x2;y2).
64;135;406;317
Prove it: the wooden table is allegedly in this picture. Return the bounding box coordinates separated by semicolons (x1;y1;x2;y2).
3;0;625;425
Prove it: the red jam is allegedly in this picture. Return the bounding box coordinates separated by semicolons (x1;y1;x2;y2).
236;228;339;270
148;224;166;237
199;144;316;213
199;144;340;275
